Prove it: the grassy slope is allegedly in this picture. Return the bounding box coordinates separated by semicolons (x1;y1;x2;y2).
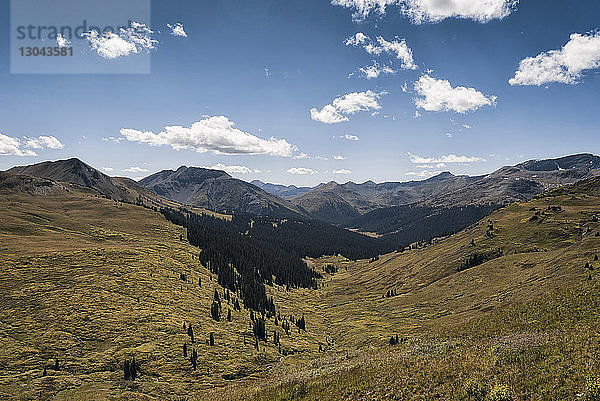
1;179;600;400
213;181;600;400
0;189;316;400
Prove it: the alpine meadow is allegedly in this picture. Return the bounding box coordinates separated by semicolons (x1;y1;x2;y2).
1;1;600;400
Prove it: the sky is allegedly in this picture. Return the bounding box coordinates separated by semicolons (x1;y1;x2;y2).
0;0;599;186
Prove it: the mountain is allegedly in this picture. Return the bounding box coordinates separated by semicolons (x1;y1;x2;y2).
3;162;600;400
5;158;152;203
251;180;314;198
139;166;305;218
293;154;600;225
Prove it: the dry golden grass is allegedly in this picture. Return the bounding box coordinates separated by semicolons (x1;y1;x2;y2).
1;181;600;400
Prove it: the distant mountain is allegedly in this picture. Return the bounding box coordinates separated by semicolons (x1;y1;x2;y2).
6;158;151;203
139;167;305;218
292;154;600;233
251;180;314;199
291;172;477;225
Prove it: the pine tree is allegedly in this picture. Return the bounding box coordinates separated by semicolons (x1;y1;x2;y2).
188;325;194;343
123;359;130;380
131;357;137;380
227;309;232;322
54;358;59;371
209;332;215;346
183;342;187;357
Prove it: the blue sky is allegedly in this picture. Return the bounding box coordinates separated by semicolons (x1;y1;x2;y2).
0;0;599;186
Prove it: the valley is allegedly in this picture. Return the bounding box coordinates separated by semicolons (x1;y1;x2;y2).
1;157;600;399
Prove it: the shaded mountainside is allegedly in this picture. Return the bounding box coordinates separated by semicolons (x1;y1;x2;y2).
140;167;305;218
5;158;152;204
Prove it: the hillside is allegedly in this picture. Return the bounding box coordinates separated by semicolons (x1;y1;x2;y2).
6;158;152;204
140;167;305;218
2;170;600;399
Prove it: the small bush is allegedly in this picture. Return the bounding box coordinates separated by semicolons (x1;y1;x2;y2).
584;377;600;401
464;379;487;400
486;384;512;401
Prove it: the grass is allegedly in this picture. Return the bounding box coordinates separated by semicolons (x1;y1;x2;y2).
1;179;600;399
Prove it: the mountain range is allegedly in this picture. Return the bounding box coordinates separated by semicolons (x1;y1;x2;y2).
4;153;600;242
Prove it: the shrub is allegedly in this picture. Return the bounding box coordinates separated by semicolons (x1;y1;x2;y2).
584;377;600;401
486;384;512;401
464;379;487;400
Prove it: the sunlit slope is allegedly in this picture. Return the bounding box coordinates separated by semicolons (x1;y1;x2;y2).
0;186;319;400
214;179;600;401
281;179;600;347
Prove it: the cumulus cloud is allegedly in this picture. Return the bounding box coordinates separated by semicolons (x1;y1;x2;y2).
333;169;352;174
332;0;517;23
340;134;359;141
0;133;36;156
288;167;318;175
24;136;64;150
167;22;188;37
414;74;496;113
408;152;485;163
0;133;64;156
83;22;157;59
206;163;260;175
509;32;600;86
406;170;445;177
123;166;149;173
310;91;383;124
56;33;71;48
333;155;347;160
346;33;416;70
121;116;294;156
399;0;517;24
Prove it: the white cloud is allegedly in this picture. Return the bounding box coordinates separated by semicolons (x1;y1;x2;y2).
123;166;149;173
332;0;517;23
346;33;416;70
399;0;517;24
56;33;71;48
206;163;259;175
24;136;64;150
333;169;352;174
446;133;453;138
121;116;294;156
509;32;600;86
408;152;485;163
102;167;115;172
294;152;310;159
333;155;347;160
366;36;417;70
0;133;36;156
167;22;188;37
342;134;360;141
83;22;157;59
414;74;496;113
358;61;396;79
1;133;64;156
406;170;445;177
102;136;123;143
333;0;397;20
345;32;369;46
310;90;383;124
288;167;318;175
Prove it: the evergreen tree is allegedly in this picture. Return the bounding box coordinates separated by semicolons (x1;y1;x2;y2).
183;343;187;357
54;358;59;371
227;309;232;322
209;332;215;346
